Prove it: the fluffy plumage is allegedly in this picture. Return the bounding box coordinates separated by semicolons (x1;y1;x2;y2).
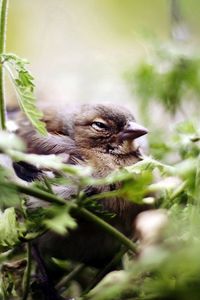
15;103;148;268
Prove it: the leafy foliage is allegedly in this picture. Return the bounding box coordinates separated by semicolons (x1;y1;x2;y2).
0;169;20;208
43;205;77;235
0;117;199;299
0;17;200;300
0;208;23;251
0;53;47;135
124;44;200;116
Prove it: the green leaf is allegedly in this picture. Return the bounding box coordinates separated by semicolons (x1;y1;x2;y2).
0;132;25;152
126;156;175;175
120;171;153;203
43;205;77;235
0;208;21;251
6;149;93;178
0;166;21;207
0;53;47;135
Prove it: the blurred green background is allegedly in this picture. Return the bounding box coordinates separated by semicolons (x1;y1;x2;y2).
1;3;200;299
6;0;199;105
5;0;200;143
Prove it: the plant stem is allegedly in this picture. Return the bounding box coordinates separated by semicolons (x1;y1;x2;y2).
194;155;200;208
79;208;137;252
83;247;127;295
56;263;85;291
0;0;9;130
12;182;137;253
13;182;67;205
22;242;32;300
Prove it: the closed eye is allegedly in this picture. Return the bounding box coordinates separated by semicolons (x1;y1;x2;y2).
91;121;108;131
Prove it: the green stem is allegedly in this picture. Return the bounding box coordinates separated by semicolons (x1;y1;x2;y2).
83;247;127;295
12;182;137;253
195;155;200;207
56;263;85;291
79;207;137;252
22;242;32;300
0;0;9;130
13;182;66;205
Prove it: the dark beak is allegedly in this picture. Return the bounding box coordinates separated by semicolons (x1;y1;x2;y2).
119;121;148;141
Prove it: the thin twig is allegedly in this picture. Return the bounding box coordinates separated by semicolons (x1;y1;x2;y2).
22;242;32;300
56;263;85;291
82;247;127;295
0;0;9;130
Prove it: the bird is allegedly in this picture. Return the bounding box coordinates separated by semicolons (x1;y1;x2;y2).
14;103;149;269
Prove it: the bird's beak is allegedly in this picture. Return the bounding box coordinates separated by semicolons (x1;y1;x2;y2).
119;121;148;141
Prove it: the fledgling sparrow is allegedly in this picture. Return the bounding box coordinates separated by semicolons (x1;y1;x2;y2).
15;103;148;268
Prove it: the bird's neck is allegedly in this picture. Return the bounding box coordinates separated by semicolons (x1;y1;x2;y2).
79;148;141;177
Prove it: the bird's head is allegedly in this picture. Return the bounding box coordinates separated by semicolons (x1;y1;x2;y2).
73;104;148;157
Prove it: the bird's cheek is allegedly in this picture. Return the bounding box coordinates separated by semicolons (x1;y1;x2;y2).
120;140;139;153
131;140;139;151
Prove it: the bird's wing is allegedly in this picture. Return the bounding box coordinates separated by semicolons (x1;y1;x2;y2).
13;108;81;182
16;108;76;155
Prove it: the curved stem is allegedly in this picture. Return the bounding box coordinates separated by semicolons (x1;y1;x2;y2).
0;0;9;130
79;208;137;252
11;182;137;253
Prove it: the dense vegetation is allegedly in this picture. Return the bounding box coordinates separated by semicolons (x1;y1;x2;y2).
0;1;200;299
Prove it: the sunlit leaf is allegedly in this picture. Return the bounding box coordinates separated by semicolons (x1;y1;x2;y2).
6;149;92;178
0;132;25;152
0;166;21;207
0;208;22;252
0;53;47;135
43;205;77;235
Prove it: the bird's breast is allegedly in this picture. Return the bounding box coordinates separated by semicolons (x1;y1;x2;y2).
80;149;141;177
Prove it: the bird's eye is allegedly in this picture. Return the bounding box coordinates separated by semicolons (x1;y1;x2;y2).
91;121;108;131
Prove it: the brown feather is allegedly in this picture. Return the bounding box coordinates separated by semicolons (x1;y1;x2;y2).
15;103;149;268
